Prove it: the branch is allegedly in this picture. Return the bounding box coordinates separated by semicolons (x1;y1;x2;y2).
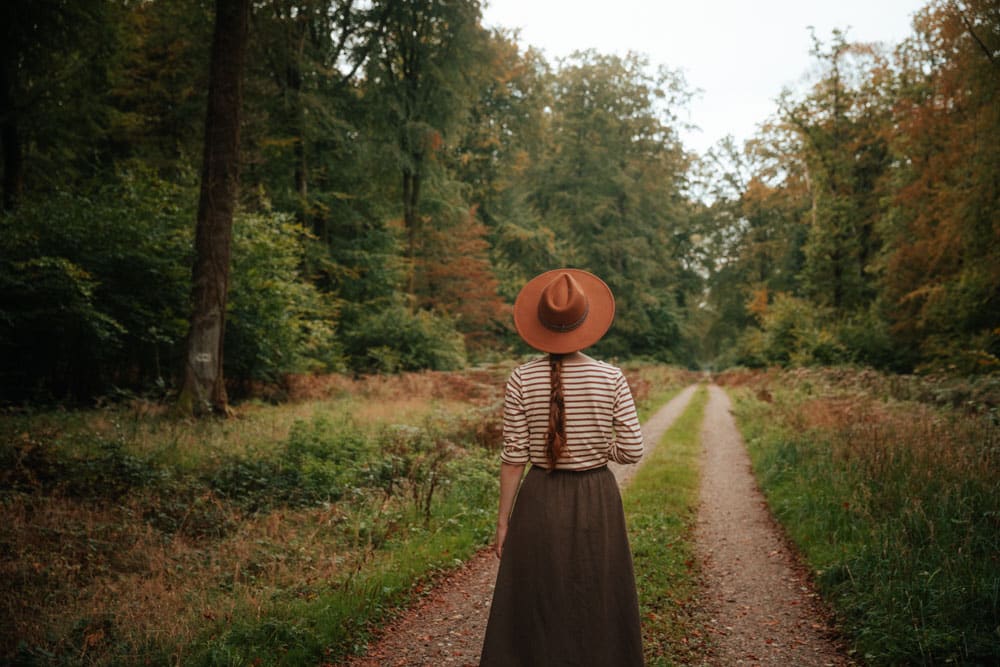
957;6;998;66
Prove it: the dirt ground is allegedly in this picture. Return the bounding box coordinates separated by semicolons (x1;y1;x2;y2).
346;385;852;666
693;385;853;666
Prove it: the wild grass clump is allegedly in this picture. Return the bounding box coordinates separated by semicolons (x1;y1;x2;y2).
729;376;1000;665
625;385;709;665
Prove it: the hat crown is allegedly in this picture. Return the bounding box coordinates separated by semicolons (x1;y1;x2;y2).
537;273;589;332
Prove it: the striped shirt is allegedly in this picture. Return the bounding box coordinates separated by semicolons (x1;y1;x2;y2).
500;356;644;470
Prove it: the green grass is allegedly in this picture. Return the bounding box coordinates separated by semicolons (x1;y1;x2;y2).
1;365;694;664
188;452;497;665
729;382;1000;665
1;378;502;665
624;384;709;666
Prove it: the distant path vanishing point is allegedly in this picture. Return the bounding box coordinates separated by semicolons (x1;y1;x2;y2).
346;384;700;667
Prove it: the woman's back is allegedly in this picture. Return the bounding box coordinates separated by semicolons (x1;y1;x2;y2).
502;355;643;470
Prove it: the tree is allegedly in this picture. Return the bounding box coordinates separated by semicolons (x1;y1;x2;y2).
177;0;251;416
528;51;695;360
881;0;1000;371
779;29;892;314
247;0;379;231
365;0;487;294
0;0;123;210
451;32;558;299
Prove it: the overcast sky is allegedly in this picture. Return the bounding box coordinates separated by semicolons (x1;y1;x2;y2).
481;0;928;155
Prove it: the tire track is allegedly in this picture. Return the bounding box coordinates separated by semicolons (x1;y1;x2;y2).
346;385;700;666
693;385;852;666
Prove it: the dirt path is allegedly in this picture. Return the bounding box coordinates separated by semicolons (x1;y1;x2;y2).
348;384;852;666
346;385;699;667
695;385;852;666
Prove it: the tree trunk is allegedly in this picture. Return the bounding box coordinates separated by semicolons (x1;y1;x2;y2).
177;0;250;417
0;60;23;212
403;165;421;297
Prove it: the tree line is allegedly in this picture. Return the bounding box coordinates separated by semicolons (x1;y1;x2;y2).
1;0;996;407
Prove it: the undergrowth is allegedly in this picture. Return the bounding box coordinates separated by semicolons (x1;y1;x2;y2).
0;364;685;664
0;370;505;665
725;373;1000;665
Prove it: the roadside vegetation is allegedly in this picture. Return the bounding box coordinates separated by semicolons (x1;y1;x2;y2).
0;364;689;664
719;367;1000;665
625;385;709;666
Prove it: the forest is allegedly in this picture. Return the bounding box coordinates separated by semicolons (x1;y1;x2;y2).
1;2;998;664
1;0;997;408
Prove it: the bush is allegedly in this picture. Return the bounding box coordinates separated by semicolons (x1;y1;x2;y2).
226;213;343;386
729;293;851;368
340;303;467;374
0;173;194;401
0;173;349;403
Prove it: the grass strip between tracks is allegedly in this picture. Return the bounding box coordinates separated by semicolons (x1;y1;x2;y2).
624;384;709;666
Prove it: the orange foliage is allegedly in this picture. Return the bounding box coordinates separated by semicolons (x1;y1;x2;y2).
416;207;509;351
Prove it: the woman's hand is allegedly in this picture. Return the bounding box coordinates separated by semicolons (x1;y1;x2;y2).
494;462;525;559
494;522;508;559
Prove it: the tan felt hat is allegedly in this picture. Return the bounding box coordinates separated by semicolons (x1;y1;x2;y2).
512;269;615;354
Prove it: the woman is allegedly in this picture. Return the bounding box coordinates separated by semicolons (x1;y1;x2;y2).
480;268;645;666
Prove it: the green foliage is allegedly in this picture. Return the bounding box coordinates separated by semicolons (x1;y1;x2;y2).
0;174;346;401
226;213;342;384
339;303;467;374
0;173;194;400
834;304;912;371
526;50;698;362
734;292;849;367
732;383;1000;664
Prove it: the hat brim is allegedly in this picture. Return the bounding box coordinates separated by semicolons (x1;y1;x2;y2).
513;269;615;354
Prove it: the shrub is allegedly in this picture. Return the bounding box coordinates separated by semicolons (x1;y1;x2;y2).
339;303;467;374
0;173;193;401
226;213;343;387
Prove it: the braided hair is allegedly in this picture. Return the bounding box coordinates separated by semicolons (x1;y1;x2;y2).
544;354;568;470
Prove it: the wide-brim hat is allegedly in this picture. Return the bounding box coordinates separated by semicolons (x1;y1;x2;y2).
513;268;615;354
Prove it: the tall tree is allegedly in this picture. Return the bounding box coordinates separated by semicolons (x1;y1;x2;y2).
451;32;558;298
529;51;695;359
882;0;1000;370
0;0;122;210
779;29;892;313
248;0;378;231
365;0;486;294
177;0;251;416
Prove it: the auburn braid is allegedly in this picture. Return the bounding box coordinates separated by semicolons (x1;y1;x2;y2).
545;354;567;470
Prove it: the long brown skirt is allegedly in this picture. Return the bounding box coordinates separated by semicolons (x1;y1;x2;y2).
480;465;644;666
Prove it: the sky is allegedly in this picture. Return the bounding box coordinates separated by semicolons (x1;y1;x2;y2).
480;0;928;155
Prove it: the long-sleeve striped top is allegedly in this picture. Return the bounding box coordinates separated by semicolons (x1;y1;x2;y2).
500;356;645;470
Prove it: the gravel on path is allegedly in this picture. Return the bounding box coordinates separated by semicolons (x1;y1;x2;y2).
694;385;853;666
344;385;699;666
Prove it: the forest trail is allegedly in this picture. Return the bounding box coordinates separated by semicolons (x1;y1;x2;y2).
346;385;698;666
695;385;852;666
347;384;851;665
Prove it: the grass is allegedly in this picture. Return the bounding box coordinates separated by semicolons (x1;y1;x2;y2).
722;371;1000;665
1;370;505;665
0;364;689;665
624;384;709;666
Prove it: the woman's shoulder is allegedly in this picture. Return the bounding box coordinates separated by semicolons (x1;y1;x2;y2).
513;355;622;376
563;356;624;380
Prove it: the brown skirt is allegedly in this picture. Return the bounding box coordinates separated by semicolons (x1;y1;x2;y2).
480;465;643;666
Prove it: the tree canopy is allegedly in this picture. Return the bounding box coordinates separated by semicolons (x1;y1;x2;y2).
1;0;996;402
